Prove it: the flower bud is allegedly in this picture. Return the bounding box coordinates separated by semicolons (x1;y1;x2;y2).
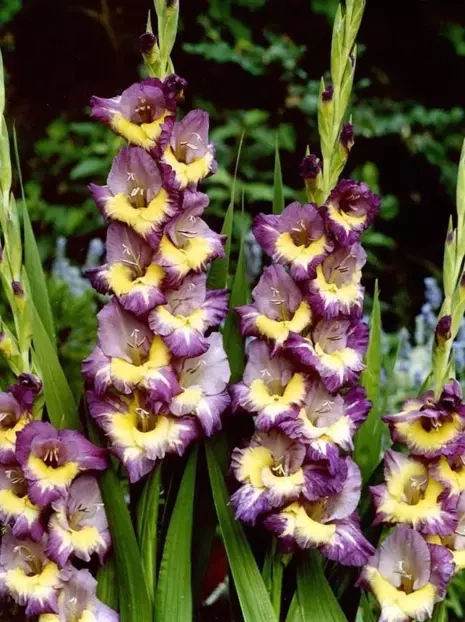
299;154;322;198
322;85;334;102
139;32;158;66
435;315;452;346
340;122;354;154
0;331;18;359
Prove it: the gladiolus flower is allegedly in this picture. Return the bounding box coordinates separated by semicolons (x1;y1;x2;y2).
0;465;43;541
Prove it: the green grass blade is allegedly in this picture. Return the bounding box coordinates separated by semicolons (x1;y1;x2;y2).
296;550;347;622
206;443;278;622
13;131;56;344
431;601;447;622
88;421;152;622
155;448;198;622
286;593;304;622
137;465;162;604
272;134;284;215
222;230;247;383
354;280;383;482
262;541;284;618
355;592;376;622
96;556;119;612
30;301;79;430
207;135;243;290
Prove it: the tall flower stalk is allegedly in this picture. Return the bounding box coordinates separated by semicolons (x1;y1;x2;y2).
230;0;377;571
360;150;465;620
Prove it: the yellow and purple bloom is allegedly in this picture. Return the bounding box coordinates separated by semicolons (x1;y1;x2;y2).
82;300;180;401
383;380;465;459
87;222;165;316
324;179;380;246
39;567;119;622
370;450;457;536
252;202;333;281
0;532;70;616
170;333;231;436
431;455;465;496
155;190;225;285
46;475;110;568
231;430;345;525
15;421;107;508
230;339;308;430
360;526;454;622
280;381;370;464
264;458;374;566
286;317;369;392
306;243;366;318
87;390;198;483
0;374;42;465
237;265;312;355
90;75;185;152
89;146;179;248
148;272;228;358
0;465;43;541
426;492;465;573
160;109;216;188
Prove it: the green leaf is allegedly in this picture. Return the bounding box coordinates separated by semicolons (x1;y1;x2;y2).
30;301;79;430
207;135;243;290
222;228;248;383
286;593;304;622
14;131;56;345
355;591;376;622
296;550;347;622
431;601;447;622
155;448;198;622
96;556;119;612
354;280;383;482
137;465;162;604
262;540;284;618
272;135;284;215
206;443;277;622
88;421;152;622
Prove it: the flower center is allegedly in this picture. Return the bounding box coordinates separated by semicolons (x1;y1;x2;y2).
175;133;204;163
132;98;155;124
305;498;328;522
270;287;290;321
135;407;158;433
395;560;415;594
402;474;428;505
13;545;43;576
0;410;18;430
126;329;149;366
420;415;451;432
5;468;28;498
290;221;312;247
121;244;144;279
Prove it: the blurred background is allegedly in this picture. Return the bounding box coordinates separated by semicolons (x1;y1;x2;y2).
2;1;465;619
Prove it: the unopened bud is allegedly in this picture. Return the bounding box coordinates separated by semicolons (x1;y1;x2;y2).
435;315;452;346
12;281;23;297
164;73;187;104
322;85;334;102
0;331;17;360
340;122;354;153
140;32;158;66
300;154;322;198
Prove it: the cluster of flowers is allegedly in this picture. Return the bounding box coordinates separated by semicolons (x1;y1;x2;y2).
0;374;117;619
360;379;465;621
82;73;231;483
229;164;380;566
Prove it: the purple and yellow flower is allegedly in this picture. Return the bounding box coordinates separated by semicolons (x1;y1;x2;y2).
170;333;231;436
370;450;457;535
427;491;465;573
87;390;198;483
160;110;216;188
0;532;70;616
237;265;312;354
231;430;345;525
286;317;369;392
280;381;370;462
360;526;454;622
252;202;332;281
155;190;225;284
87;222;165;315
264;458;374;566
431;455;465;496
0;465;43;541
89;146;178;248
306;243;366;318
148;272;228;357
0;387;32;465
90;76;184;151
230;339;308;430
15;421;107;508
324;179;380;246
39;567;119;622
383;380;465;459
82;300;180;401
46;475;110;567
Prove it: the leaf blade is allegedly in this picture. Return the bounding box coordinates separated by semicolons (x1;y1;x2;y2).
155;448;198;622
206;443;277;622
272;134;284;215
354;280;383;482
137;465;162;604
